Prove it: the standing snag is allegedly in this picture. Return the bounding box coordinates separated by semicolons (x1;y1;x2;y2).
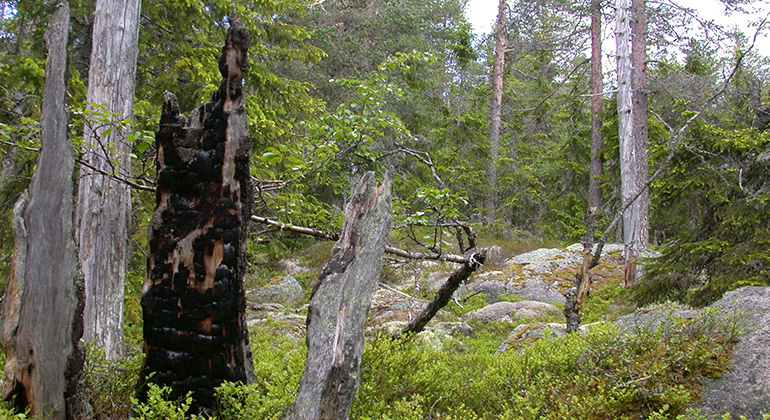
138;20;254;415
286;172;392;420
0;2;91;418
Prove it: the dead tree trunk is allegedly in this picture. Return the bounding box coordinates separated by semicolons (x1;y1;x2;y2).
138;20;254;416
588;0;604;212
75;0;142;359
0;2;91;418
564;209;597;333
401;250;486;335
616;0;650;286
485;0;508;223
286;172;392;420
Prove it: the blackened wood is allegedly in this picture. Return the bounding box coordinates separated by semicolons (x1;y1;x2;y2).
286;172;392;420
0;2;91;418
401;249;486;336
139;20;254;416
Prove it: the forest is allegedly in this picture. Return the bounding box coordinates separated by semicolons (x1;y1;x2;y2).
0;0;769;418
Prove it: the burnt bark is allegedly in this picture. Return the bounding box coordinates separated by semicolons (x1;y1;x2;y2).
76;0;142;359
286;172;392;420
0;2;91;418
401;249;486;335
139;20;254;416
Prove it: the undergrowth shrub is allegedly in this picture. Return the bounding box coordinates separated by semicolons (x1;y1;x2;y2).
1;307;740;419
350;309;740;420
85;344;144;419
214;320;306;419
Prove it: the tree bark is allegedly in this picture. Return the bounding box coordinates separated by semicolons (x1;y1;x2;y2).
139;20;254;416
75;0;142;358
0;2;91;418
564;209;596;333
485;0;507;223
286;172;392;420
588;0;604;212
401;249;486;335
616;0;649;286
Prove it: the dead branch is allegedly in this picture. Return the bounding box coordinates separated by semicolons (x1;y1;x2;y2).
250;214;473;264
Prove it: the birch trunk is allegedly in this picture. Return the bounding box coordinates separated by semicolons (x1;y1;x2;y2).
75;0;142;358
0;2;90;418
286;172;391;420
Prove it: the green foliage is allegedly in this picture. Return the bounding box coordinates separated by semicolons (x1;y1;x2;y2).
35;304;743;420
213;321;306;419
581;281;631;323
348;311;738;420
85;344;144;419
132;383;197;420
640;126;770;306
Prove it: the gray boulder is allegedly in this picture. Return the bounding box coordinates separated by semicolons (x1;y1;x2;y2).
247;275;305;306
466;301;559;323
614;307;700;334
428;321;473;337
695;286;770;419
497;322;568;353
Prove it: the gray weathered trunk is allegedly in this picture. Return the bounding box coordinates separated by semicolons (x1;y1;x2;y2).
626;0;650;285
139;21;254;416
0;2;90;418
616;0;649;286
75;0;142;358
286;172;391;420
485;0;507;223
588;0;604;212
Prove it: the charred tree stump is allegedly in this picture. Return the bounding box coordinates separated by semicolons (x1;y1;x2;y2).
401;249;486;336
139;20;254;415
286;172;392;420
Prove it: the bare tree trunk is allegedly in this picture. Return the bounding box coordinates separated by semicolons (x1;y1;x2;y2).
486;0;507;223
626;0;650;285
564;209;597;333
616;0;649;286
138;20;254;416
75;0;141;358
286;172;391;420
588;0;604;212
0;2;91;418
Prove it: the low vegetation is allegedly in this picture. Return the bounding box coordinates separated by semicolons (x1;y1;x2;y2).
0;296;746;420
